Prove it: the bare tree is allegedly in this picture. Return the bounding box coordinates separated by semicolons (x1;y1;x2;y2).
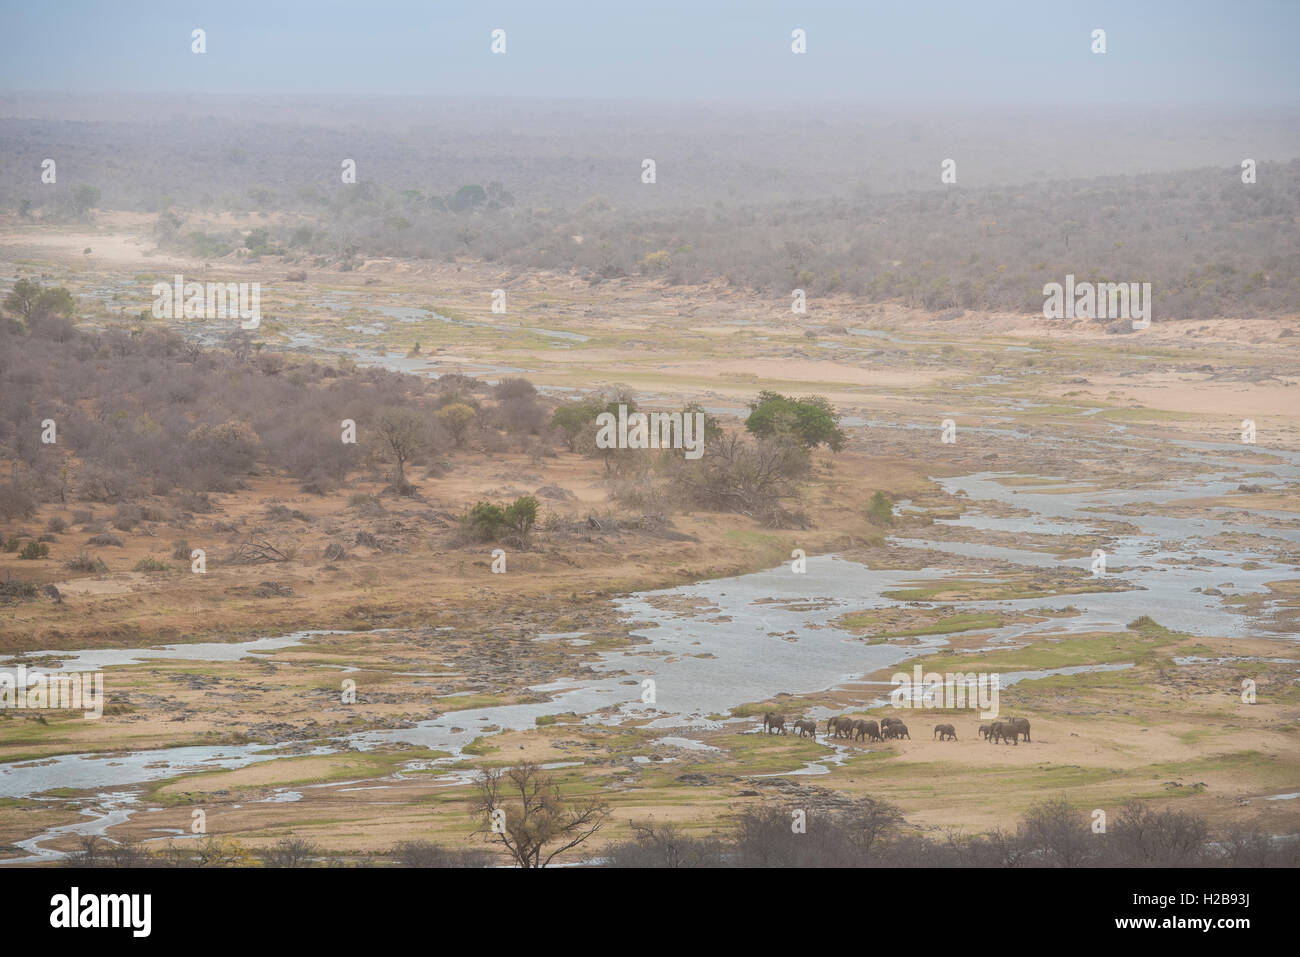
260;835;320;868
473;762;610;868
1018;797;1095;867
375;407;426;487
842;795;904;862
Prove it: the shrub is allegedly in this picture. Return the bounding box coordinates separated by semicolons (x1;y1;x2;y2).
467;496;538;541
0;574;38;603
171;539;191;560
174;491;214;513
260;836;318;867
434;402;477;448
87;533;125;547
865;491;895;527
392;840;492;868
64;552;108;573
46;516;67;533
112;504;146;531
133;557;169;572
493;377;537;401
348;494;385;516
668;433;808;515
18;541;49;560
0;482;36;520
467;502;507;539
505;495;538;535
76;466;132;504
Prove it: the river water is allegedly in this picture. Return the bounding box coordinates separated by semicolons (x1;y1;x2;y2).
2;306;1298;857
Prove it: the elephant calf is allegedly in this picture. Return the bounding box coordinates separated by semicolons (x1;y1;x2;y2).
933;723;956;741
763;712;787;735
978;724;992;740
793;718;817;738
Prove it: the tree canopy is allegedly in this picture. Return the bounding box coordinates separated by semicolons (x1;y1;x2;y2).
744;391;845;452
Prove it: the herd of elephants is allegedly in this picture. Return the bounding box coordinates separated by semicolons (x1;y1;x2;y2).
762;712;1033;745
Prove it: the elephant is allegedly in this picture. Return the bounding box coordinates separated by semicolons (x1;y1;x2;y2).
793;718;817;738
933;723;956;741
880;716;903;732
854;719;881;742
978;724;992;740
989;721;1019;745
885;722;910;740
1006;716;1031;742
850;719;878;742
763;712;787;734
828;715;855;739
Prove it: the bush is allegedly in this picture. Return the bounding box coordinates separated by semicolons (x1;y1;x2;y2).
668;433;808;515
171;539;191;560
87;533;124;547
865;491;895;527
493;377;537;401
0;574;38;603
133;557;169;572
46;516;67;533
505;495;538;535
467;496;538;541
76;466;132;503
112;504;146;531
1106;800;1209;866
392;840;492;868
260;836;319;867
18;541;49;560
0;482;36;520
174;491;214;513
64;552;108;573
434;402;477;448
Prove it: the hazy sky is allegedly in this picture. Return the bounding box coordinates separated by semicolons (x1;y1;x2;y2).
1;0;1297;105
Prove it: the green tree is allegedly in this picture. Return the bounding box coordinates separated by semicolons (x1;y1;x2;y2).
3;280;76;331
2;279;42;325
551;394;635;453
745;391;845;452
865;491;894;526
